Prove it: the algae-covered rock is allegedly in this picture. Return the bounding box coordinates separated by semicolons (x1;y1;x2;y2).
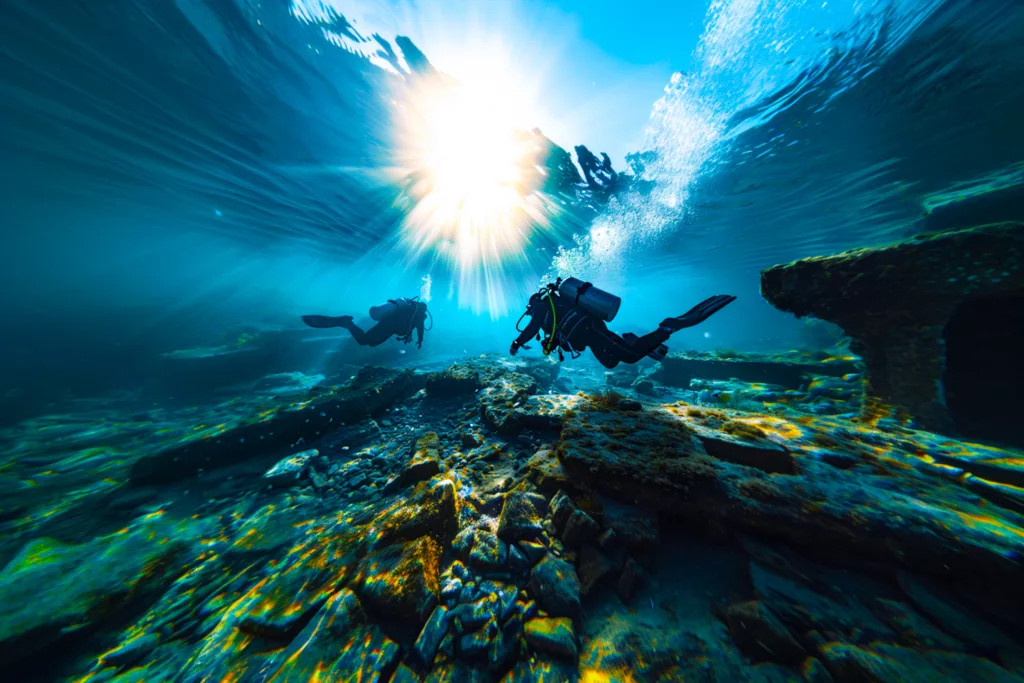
131;366;425;485
523;617;577;660
819;642;1023;683
0;514;200;666
497;491;547;543
528;556;581;619
386;432;442;492
761;222;1024;444
262;588;401;682
355;536;441;623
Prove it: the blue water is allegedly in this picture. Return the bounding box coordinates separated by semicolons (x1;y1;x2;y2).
3;3;1024;681
1;0;1022;409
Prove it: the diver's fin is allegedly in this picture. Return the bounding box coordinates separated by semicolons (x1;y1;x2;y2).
648;343;669;361
302;315;353;329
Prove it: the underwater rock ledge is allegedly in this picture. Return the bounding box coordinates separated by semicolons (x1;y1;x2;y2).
761;222;1024;446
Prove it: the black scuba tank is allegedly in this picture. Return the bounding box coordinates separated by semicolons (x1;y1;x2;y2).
557;277;621;322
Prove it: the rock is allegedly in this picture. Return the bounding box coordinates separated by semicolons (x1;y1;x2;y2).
98;633;161;669
460;617;499;659
632;379;656;396
760;222;1024;446
411;605;451;670
750;562;894;645
519;450;575;495
549;490;576;536
355;536;441;623
488;616;521;672
391;663;420;683
426;364;485;397
462;433;484;449
263;449;317;486
0;515;200;667
226;504;305;557
468;530;508;571
819;642;1023;683
523;618;578;660
577;545;615;596
501;656;578;683
602;500;660;553
367;477;459;549
963;475;1024;515
529;556;581;619
497;491;547;543
518;540;547;565
651;350;858;390
132;366;425;485
562;509;600;549
386;433;442;492
617;558;642;603
801;657;836;683
872;598;965;651
721;600;807;665
897;571;1016;653
308;468;327;489
451;596;498;633
508;545;532;575
687;420;796;475
618;398;644;410
262;588;401;681
556;403;1024;608
605;365;640;389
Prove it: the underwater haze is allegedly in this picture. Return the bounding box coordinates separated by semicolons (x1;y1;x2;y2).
2;1;1024;681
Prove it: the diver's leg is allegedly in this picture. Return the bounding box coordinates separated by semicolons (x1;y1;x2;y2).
302;314;353;329
589;323;670;367
347;322;394;347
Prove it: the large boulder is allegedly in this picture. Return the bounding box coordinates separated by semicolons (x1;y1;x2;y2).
761;222;1024;446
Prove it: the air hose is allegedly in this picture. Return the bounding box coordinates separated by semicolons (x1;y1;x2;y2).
542;293;558;356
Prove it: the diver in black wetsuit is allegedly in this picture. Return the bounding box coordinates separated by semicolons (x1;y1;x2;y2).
302;297;430;348
510;278;735;369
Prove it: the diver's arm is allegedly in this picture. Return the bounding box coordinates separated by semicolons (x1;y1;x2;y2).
512;314;542;350
415;317;424;348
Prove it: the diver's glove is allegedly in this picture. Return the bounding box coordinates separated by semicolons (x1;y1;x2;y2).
661;295;737;331
416;340;422;349
510;341;519;356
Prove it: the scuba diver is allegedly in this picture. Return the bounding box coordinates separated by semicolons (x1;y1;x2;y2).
510;277;736;369
302;297;431;348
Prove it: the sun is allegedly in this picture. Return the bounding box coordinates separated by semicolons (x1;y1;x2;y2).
394;59;552;311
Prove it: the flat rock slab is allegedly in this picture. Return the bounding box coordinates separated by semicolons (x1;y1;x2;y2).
651;351;859;389
555;404;1024;609
130;366;424;486
820;642;1024;683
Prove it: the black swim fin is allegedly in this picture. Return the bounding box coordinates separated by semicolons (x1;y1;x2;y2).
302;315;353;329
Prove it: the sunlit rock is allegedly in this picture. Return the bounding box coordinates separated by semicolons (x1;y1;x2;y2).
354;536;441;623
0;512;201;667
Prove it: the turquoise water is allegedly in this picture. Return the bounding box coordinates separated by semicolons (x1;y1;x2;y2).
1;2;1023;681
3;0;1022;411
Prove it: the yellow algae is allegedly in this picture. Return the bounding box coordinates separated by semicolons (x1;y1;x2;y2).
954;510;1024;541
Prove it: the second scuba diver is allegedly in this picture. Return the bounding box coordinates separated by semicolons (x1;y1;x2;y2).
302;297;431;348
510;277;736;368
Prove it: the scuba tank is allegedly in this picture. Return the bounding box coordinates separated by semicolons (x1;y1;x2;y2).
558;277;621;322
369;298;413;321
